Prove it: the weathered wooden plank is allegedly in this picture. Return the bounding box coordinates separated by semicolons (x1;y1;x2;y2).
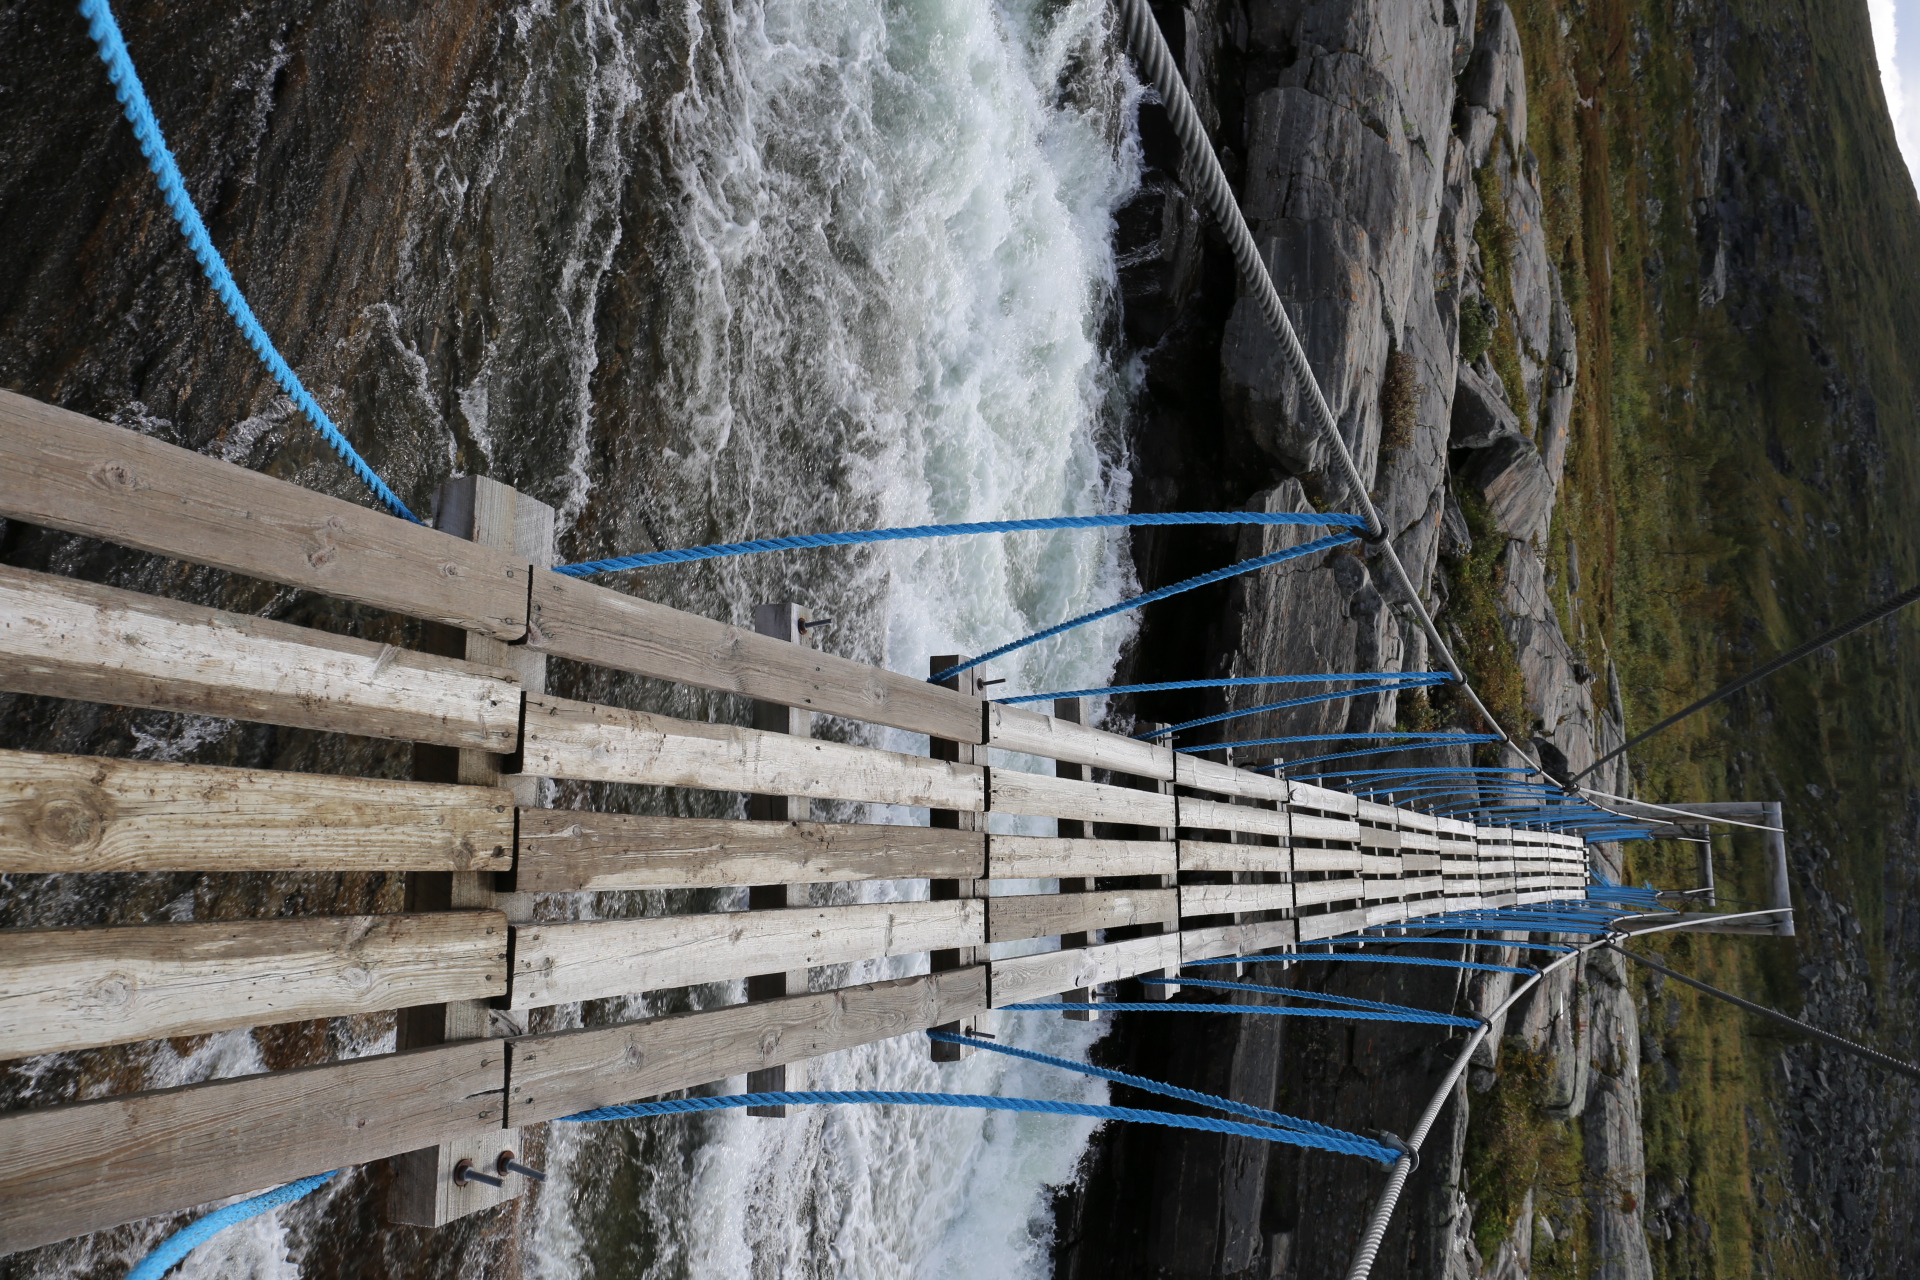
514;809;983;891
1402;852;1443;872
988;932;1183;1007
525;572;982;742
1400;831;1442;852
1290;814;1361;844
0;566;521;751
988;768;1176;827
1178;796;1290;841
1290;782;1359;815
0;912;507;1058
0;748;511;873
1363;880;1405;902
506;968;988;1126
1292;878;1365;908
1290;847;1364;873
987;888;1177;943
0;391;529;639
1180;917;1297;962
986;704;1172;778
1361;853;1403;877
0;1039;504;1254
1397;875;1443;898
1358;826;1402;850
1296;907;1371;942
508;900;985;1009
1177;839;1290;874
1175;754;1292;804
986;835;1174;879
516;695;984;811
1179;882;1294;916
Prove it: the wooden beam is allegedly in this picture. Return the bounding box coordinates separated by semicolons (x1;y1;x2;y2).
0;912;507;1057
514;809;984;891
1290;813;1362;843
1175;754;1292;804
1179;882;1295;916
0;565;521;751
1292;878;1365;909
1290;782;1360;815
524;571;983;742
1179;918;1297;962
0;1039;505;1254
1291;848;1364;872
1178;796;1291;841
988;933;1182;1008
0;391;531;638
986;888;1178;943
1179;839;1290;874
1295;907;1371;941
516;694;985;811
508;900;986;1009
988;767;1177;828
505;968;989;1127
985;835;1174;880
0;748;512;873
985;703;1172;778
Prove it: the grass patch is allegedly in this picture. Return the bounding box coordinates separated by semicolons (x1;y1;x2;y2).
1463;1039;1589;1272
1473;150;1533;429
1441;487;1530;739
1380;348;1419;452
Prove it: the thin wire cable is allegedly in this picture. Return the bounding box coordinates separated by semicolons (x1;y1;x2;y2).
126;1171;337;1280
78;0;418;522
997;672;1449;706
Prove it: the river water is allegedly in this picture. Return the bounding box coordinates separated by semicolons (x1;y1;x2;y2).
47;0;1148;1275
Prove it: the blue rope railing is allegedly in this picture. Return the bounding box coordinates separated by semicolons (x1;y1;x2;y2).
1176;731;1489;754
1136;977;1481;1027
79;0;419;522
1251;739;1499;771
1183;953;1534;976
1000;1000;1468;1026
126;1171;336;1280
1136;683;1442;740
996;672;1448;706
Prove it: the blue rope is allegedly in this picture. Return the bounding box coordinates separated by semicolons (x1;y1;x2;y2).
929;533;1357;682
1001;1000;1466;1026
126;1171;336;1280
557;1089;1396;1163
1182;953;1534;976
922;1030;1368;1143
78;0;418;523
1136;977;1481;1027
554;511;1364;576
1348;935;1579;954
1177;731;1490;753
1253;740;1499;771
1136;683;1432;739
996;672;1448;706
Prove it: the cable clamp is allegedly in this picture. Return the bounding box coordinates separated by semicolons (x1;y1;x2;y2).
1364;1129;1419;1172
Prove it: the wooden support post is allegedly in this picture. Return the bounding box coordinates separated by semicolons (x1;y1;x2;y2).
391;475;554;1227
928;655;987;1060
746;602;813;1116
1131;720;1179;995
1054;696;1096;1020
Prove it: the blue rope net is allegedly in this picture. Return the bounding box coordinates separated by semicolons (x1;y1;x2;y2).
79;0;418;522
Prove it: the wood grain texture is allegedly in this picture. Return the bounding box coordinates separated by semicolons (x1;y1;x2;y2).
506;968;988;1126
1293;878;1365;908
1289;814;1362;844
985;835;1174;879
526;572;982;741
508;900;985;1009
1179;918;1297;962
1360;853;1404;877
1398;875;1445;898
1175;755;1292;803
1178;796;1291;841
0;748;512;873
1289;782;1360;815
1358;826;1402;850
986;704;1172;778
988;767;1176;827
0;565;521;750
986;888;1177;942
1179;882;1294;916
1289;847;1364;873
0;912;507;1058
1178;839;1290;874
515;809;983;891
988;932;1183;1007
516;695;984;811
1295;907;1371;942
0;391;529;638
0;1039;505;1253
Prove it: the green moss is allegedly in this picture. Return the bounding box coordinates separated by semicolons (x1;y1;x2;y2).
1459;299;1493;366
1463;1040;1589;1269
1473;151;1533;429
1380;348;1419;453
1441;487;1531;739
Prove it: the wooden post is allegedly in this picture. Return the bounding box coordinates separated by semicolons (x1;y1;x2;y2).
746;602;812;1117
928;655;986;1061
390;475;553;1226
1131;720;1179;996
1054;696;1096;1021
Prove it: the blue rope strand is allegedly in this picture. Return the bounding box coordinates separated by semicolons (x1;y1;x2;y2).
1182;953;1534;976
78;0;418;523
1136;683;1426;739
1347;935;1579;954
929;533;1357;682
557;1089;1397;1163
554;511;1364;576
1136;977;1481;1026
921;1031;1367;1142
1252;740;1500;771
1176;731;1491;753
126;1171;337;1280
996;672;1448;706
1000;1000;1470;1027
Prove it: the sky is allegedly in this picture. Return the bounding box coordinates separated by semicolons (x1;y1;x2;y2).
1870;0;1920;194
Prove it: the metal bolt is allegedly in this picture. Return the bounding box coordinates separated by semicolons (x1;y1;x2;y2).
496;1150;548;1184
797;617;834;633
453;1158;503;1188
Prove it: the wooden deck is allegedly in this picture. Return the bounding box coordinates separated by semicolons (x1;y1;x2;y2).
0;389;1589;1251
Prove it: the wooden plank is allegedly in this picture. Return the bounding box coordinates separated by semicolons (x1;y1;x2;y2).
506;968;987;1127
989;932;1182;1007
0;391;530;639
1358;826;1402;850
508;900;985;1009
515;809;983;891
1180;917;1297;962
1175;754;1292;804
1290;782;1359;815
0;912;507;1058
1356;800;1400;824
1290;847;1364;873
1291;814;1361;844
1361;853;1403;877
1296;907;1371;942
986;835;1174;879
988;767;1176;827
1402;853;1443;872
1400;831;1442;852
1180;882;1294;916
1178;796;1290;841
0;565;521;751
1178;839;1291;874
0;748;512;873
516;695;984;811
525;571;982;742
0;1039;504;1254
987;888;1177;943
1293;878;1365;908
986;704;1172;779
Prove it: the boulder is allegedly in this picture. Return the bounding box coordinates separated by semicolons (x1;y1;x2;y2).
1451;361;1524;447
1458;434;1554;546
